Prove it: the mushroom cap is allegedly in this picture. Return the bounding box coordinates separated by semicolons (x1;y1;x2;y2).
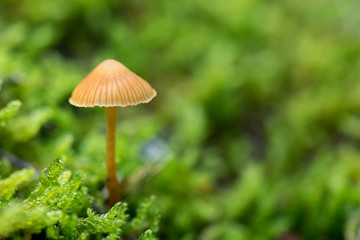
69;59;156;107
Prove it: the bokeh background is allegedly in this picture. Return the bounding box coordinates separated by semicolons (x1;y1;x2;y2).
1;0;360;239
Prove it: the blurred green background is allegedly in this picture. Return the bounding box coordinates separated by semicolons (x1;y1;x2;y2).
0;0;360;239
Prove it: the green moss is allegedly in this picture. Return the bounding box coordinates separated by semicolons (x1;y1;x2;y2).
0;0;360;239
0;160;158;239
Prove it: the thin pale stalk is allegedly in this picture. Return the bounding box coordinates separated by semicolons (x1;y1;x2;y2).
106;107;120;207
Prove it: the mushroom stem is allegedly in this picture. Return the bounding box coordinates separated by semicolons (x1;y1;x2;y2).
106;107;121;207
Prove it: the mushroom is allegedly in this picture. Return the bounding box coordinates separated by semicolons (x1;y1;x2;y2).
69;59;156;207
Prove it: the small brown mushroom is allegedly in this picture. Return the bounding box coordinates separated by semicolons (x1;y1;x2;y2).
69;59;156;207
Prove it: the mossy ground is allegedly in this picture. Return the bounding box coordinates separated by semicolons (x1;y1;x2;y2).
0;0;360;239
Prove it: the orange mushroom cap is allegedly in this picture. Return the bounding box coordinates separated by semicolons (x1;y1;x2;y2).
69;59;156;107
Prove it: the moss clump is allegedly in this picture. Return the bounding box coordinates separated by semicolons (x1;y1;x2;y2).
0;160;158;239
